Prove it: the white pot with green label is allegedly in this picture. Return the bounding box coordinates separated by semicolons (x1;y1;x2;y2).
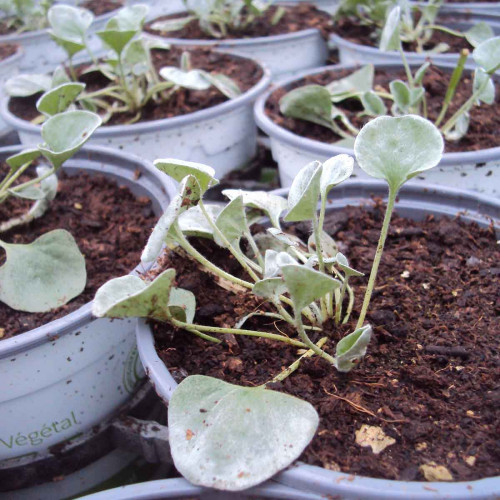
0;145;171;462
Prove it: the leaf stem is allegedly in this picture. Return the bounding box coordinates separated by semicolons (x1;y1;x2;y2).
356;186;397;329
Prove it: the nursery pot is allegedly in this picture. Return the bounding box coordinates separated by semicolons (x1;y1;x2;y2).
0;52;271;178
1;382;162;498
144;4;329;79
420;2;500;16
0;5;120;73
258;0;340;16
0;44;22;136
134;181;500;500
330;19;500;68
0;144;172;462
254;62;500;194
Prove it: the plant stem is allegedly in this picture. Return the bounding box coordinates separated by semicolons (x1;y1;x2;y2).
312;211;328;320
245;230;265;269
435;49;468;126
398;46;414;89
342;283;355;325
335;278;348;325
356;186;397;329
264;337;328;386
189;329;221;343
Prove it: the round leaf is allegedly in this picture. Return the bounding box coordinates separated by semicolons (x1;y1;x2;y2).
36;82;86;116
0;230;86;313
335;325;372;372
159;67;211;90
472;36;500;73
320;154;354;200
153;159;218;193
354;115;444;191
169;375;319;491
48;4;94;43
4;74;52;97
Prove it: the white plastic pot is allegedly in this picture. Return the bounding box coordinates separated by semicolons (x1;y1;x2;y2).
254;62;500;195
133;181;500;500
426;2;500;15
0;53;271;178
278;0;340;15
0;7;119;73
331;20;500;67
0;145;172;462
145;8;329;79
0;45;22;136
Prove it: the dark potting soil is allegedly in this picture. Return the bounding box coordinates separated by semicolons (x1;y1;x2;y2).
8;47;263;126
145;4;334;40
334;16;474;53
152;204;500;482
0;168;158;339
0;0;123;36
265;64;500;153
0;43;18;61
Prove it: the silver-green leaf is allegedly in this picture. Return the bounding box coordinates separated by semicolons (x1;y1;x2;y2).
334;325;372;372
36;83;85;116
153;159;218;194
285;161;322;222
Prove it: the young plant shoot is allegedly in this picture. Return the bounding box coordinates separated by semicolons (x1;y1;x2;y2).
4;4;242;125
0;0;53;34
281;12;499;145
149;0;285;39
0;102;101;313
93;115;444;491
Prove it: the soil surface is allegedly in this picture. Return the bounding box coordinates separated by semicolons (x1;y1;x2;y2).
265;64;500;153
152;203;499;482
145;4;334;40
8;46;263;126
0;167;158;339
0;0;123;36
0;43;18;61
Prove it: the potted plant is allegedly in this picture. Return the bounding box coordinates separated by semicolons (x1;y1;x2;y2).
331;0;500;67
143;0;334;78
254;29;500;194
0;97;171;464
91;115;499;497
0;3;271;177
0;42;22;136
0;0;124;72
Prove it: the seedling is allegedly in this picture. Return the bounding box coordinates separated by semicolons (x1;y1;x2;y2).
0;104;101;313
149;0;285;39
0;0;53;34
280;32;499;144
93;116;444;490
4;4;242;124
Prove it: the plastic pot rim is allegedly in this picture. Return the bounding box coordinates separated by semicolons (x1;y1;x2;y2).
0;143;171;358
254;61;500;166
0;50;270;137
0;44;23;68
136;180;500;498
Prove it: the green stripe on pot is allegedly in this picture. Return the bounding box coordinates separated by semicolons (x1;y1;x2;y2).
144;10;328;79
0;144;172;462
331;20;500;68
134;180;499;500
254;62;500;195
0;52;271;179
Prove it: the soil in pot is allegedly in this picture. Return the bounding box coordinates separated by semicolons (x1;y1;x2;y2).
150;203;499;482
265;64;500;153
0;167;158;339
0;44;18;61
8;47;263;126
145;4;334;40
0;0;124;36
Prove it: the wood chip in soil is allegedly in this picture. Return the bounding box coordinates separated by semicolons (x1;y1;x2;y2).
0;168;158;338
151;203;499;482
265;64;500;153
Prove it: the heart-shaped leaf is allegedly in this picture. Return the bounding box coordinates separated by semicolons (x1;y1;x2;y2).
97;29;137;55
335;252;364;277
48;4;93;50
285;161;322;222
281;264;341;311
159;67;211;90
141;176;201;263
93;269;175;321
320;154;354;200
178;204;221;238
473;68;495;104
354;115;444;191
36;82;86;116
4;74;52;97
0;230;86;313
390;79;411;112
252;277;287;300
361;91;387;116
473;36;500;73
222;190;287;229
6;148;41;171
380;6;401;52
280;85;334;129
168;287;196;324
335;325;372;372
214;195;247;247
464;22;494;48
169;375;319;491
325;65;374;102
39;110;102;169
153;159;218;194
